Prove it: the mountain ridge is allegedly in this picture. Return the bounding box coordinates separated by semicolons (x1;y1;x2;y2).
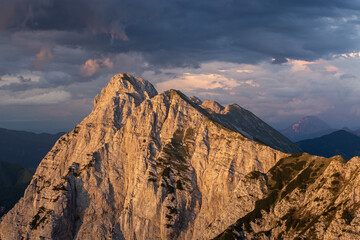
0;159;33;217
2;73;360;239
0;73;292;239
0;128;64;169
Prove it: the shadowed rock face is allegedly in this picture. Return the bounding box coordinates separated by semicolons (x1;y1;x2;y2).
189;96;202;105
0;73;292;239
200;103;301;154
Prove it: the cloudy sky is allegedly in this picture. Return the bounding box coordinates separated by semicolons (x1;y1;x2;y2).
1;0;360;133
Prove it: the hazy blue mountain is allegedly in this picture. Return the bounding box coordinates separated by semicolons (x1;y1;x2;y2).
0;159;33;217
281;116;334;141
296;130;360;160
0;128;64;170
352;128;360;136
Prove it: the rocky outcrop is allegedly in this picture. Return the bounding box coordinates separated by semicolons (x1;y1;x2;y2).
189;96;202;105
200;100;224;114
0;73;289;240
200;102;301;154
215;154;360;240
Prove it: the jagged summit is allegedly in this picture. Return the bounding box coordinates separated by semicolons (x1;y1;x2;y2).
189;96;202;105
93;73;157;109
85;73;158;129
223;103;243;112
200;100;225;114
0;73;296;240
90;73;299;153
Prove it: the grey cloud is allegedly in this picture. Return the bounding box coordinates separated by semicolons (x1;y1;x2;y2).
1;0;360;132
18;75;31;83
340;73;356;80
272;58;288;64
1;0;360;67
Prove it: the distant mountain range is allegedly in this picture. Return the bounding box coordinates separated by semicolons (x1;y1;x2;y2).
355;129;360;135
281;116;334;141
0;128;64;170
296;130;360;160
342;127;360;137
0;159;33;217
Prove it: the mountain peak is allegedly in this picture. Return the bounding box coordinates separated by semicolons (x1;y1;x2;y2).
291;116;330;133
88;73;158;129
97;73;158;106
0;73;299;239
223;104;243;113
281;115;333;141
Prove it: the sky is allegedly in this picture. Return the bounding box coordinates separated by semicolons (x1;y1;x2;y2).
1;0;360;133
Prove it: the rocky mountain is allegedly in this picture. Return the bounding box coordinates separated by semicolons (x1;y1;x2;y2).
0;73;296;239
297;130;360;160
0;128;64;170
215;153;360;239
195;100;301;154
281;116;334;141
0;159;33;217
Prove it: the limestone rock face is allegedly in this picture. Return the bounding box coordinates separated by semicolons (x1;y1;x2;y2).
215;154;360;240
200;102;301;154
200;100;224;114
0;73;289;240
189;96;202;105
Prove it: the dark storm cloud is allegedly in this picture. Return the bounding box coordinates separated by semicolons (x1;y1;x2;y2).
1;0;360;132
1;0;360;67
272;58;288;64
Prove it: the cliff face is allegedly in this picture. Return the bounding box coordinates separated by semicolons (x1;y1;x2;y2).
0;73;289;240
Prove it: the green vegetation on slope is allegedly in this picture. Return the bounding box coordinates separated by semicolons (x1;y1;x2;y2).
214;153;340;240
